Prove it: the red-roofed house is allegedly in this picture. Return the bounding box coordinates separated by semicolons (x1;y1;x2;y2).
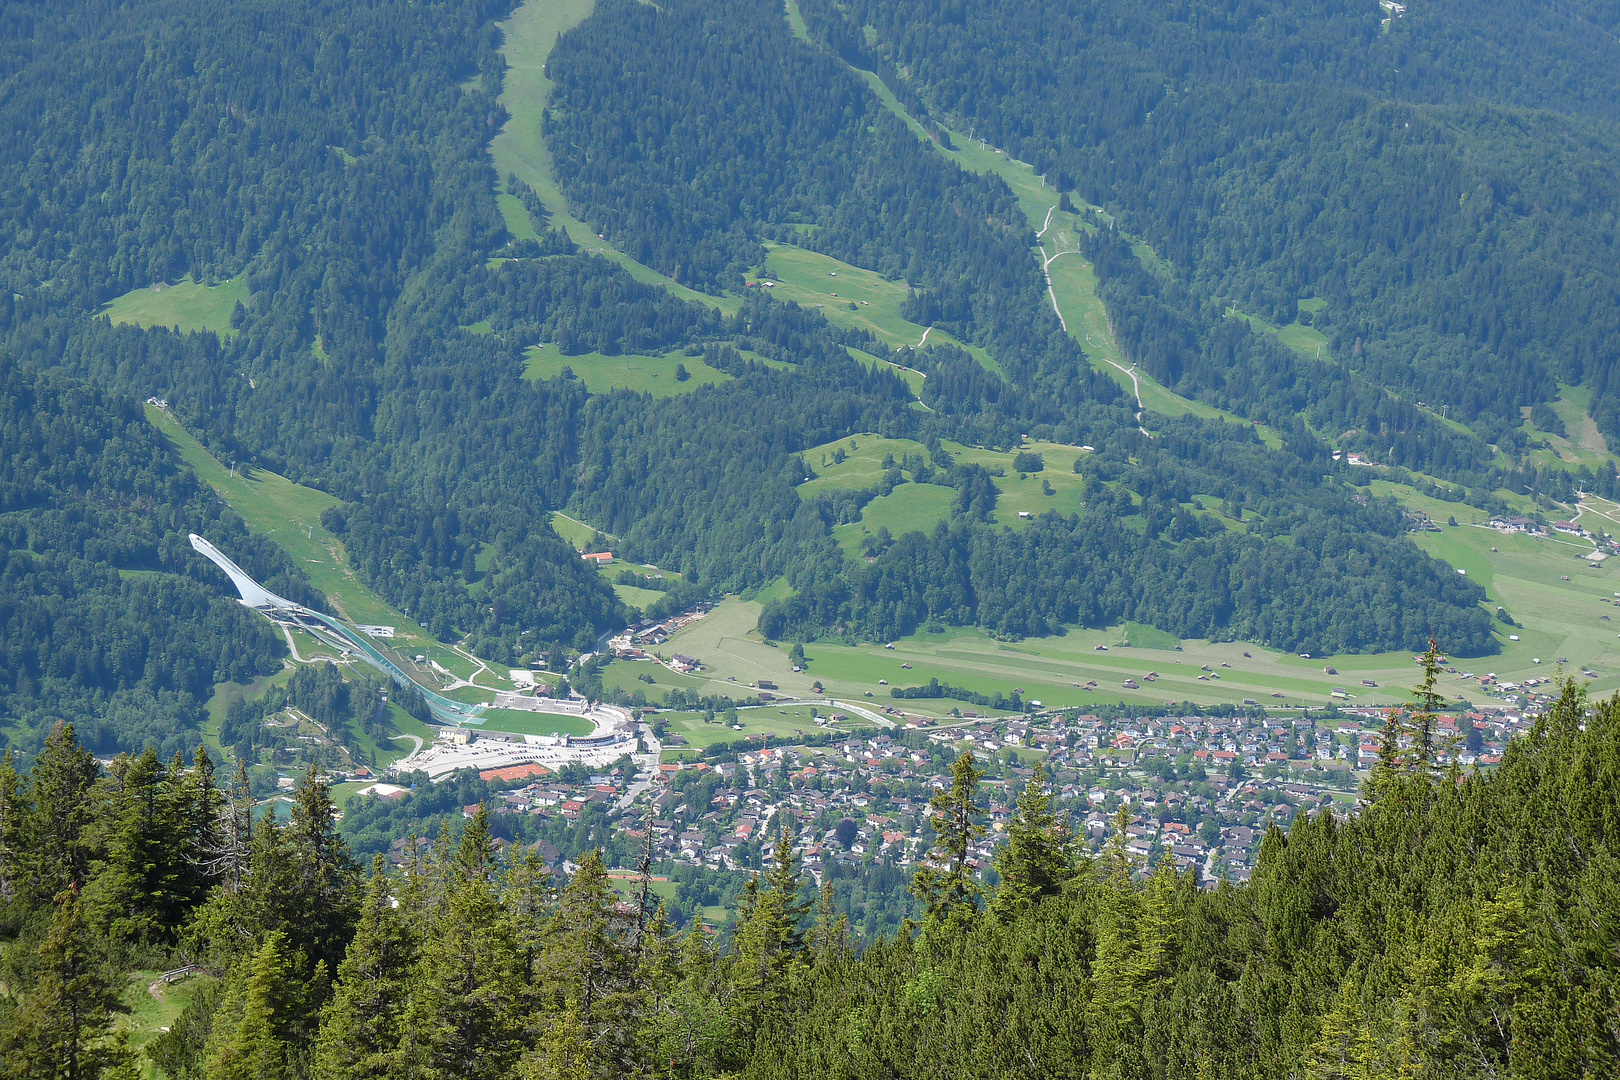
479;762;553;783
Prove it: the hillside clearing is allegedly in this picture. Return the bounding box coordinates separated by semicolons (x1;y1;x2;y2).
523;345;731;396
101;275;247;338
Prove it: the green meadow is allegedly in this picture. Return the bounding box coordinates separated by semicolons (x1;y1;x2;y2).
1224;305;1331;362
1409;519;1620;699
102;275;247;338
651;591;1537;716
653;703;856;757
834;484;959;555
600;660;715;704
799;432;1104;552
549;511;609;550
760;243;998;372
523;345;730;396
610;579;667;610
496;192;542;242
645;486;1620;712
120;970;215;1066
1520;384;1617;473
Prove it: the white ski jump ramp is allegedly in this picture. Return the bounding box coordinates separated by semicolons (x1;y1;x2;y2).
188;533;300;611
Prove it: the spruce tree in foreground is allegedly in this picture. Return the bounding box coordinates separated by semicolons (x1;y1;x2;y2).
911;751;985;926
989;760;1075;921
398;878;530;1080
0;884;134;1080
537;849;636;1073
204;931;300;1080
314;857;417;1080
25;723;100;903
730;823;808;1024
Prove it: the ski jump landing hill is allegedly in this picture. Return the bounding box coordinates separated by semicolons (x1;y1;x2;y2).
187;533;485;726
189;535;642;779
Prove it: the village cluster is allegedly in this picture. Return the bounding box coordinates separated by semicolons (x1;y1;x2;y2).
433;702;1536;886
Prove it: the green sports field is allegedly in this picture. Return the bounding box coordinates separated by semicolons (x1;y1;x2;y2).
472;708;593;738
102;275;247;338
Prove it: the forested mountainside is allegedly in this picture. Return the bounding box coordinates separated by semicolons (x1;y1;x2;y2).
0;362;308;755
544;0;1493;651
0;682;1614;1078
0;0;1517;759
805;0;1620;447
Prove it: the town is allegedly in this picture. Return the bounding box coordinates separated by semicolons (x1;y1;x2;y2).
354;688;1540;938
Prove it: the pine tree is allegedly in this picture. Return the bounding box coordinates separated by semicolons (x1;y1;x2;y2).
1406;637;1448;776
91;746;177;942
25;722;101;899
648;922;735;1078
456;804;496;884
1099;805;1135;882
989;760;1074;921
205;931;298;1080
202;761;255;893
1132;861;1182;988
911;751;985;925
0;884;134;1080
1369;707;1406;799
172;746;223;909
1437;883;1528;1073
729;860;803;1022
537;850;636;1067
762;822;808;950
521;1003;595;1080
502;844;555;958
398;879;530;1080
809;877;848;965
631;822;657;947
0;751;26;914
634;901;677;1037
1304;976;1375;1080
287;763;361;971
314;857;417;1080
